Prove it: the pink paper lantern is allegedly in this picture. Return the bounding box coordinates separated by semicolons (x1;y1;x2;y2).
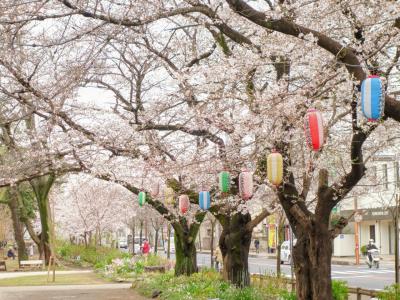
179;195;190;214
150;181;159;198
239;171;253;200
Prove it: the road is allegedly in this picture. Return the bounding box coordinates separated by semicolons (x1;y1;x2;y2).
194;252;395;290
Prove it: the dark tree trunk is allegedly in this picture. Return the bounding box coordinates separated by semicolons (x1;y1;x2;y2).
219;212;252;287
8;188;28;262
173;228;198;276
293;223;333;300
154;229;159;254
30;175;55;265
210;219;215;268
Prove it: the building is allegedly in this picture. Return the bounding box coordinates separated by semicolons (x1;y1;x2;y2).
335;154;399;256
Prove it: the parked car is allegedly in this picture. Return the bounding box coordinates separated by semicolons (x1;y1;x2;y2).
280;240;297;265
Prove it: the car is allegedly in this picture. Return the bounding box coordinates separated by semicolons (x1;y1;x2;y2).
280;240;297;265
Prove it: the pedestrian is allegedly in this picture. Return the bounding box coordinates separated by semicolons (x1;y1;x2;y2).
214;247;223;271
28;244;34;257
7;247;15;260
254;239;260;254
142;239;150;256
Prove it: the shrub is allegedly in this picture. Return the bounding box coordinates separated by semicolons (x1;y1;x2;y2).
360;245;367;256
332;280;348;300
135;268;292;300
377;284;400;300
56;241;128;269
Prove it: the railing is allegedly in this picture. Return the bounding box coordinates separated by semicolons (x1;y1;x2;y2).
250;273;380;299
348;287;379;299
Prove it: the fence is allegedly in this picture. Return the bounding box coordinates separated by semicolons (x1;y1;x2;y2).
250;274;381;299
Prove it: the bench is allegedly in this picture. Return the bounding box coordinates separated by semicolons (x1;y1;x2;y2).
20;260;44;270
0;261;6;271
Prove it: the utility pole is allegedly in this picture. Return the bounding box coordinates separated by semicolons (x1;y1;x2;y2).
354;197;360;265
395;193;399;284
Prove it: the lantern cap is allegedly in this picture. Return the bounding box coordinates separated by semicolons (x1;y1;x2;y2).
307;108;317;112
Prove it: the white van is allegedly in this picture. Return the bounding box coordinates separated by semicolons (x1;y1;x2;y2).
280;240;296;264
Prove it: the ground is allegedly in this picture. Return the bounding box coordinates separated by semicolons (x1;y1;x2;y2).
0;284;148;300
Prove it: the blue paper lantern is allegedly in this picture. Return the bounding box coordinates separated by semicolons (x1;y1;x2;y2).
199;191;211;210
361;75;384;121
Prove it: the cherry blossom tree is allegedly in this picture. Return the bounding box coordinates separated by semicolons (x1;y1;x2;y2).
0;1;400;299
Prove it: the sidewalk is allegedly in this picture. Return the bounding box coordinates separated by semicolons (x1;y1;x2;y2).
0;270;92;279
198;250;395;266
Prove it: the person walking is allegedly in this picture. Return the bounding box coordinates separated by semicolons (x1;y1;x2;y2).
142;239;150;256
214;246;223;271
254;239;260;254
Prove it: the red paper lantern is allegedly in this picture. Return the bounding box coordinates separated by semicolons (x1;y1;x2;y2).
239;171;253;200
304;108;324;151
179;195;190;214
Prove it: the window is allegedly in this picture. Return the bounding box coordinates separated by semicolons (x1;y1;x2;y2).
395;162;399;187
369;225;376;242
383;164;388;190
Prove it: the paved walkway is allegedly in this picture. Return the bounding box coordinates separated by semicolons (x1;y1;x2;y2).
0;283;148;300
0;270;92;279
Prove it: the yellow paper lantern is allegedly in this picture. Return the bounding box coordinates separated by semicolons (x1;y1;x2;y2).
267;151;283;186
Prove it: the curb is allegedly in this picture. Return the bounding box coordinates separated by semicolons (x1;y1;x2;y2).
198;251;361;265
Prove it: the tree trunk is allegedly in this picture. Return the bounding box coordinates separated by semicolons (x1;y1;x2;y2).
8;187;28;262
219;212;252;287
293;223;333;300
276;221;285;276
167;224;171;259
174;228;198;276
154;229;159;254
30;175;55;266
210;219;215;268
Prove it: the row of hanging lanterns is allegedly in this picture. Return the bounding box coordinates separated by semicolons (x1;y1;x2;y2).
138;108;325;210
137;75;384;211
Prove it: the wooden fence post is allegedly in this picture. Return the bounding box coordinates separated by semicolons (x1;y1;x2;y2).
356;287;361;300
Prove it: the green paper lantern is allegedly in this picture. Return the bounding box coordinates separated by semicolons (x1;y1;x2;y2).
138;191;146;207
219;171;230;193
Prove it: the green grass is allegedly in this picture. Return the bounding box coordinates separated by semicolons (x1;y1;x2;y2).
0;272;108;286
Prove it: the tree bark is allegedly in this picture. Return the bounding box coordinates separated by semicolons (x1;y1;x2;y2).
154;228;159;254
293;223;333;300
173;226;198;276
8;187;28;262
30;175;55;265
219;212;252;287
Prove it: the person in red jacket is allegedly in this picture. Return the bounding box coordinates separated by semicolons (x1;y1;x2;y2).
142;239;150;255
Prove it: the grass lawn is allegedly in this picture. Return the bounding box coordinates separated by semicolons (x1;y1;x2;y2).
0;272;109;286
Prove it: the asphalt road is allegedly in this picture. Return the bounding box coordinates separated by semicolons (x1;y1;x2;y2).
194;252;396;290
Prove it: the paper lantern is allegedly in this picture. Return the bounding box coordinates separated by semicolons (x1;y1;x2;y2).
199;191;211;210
239;171;253;200
179;194;190;214
361;75;384;121
219;171;230;193
164;187;175;205
138;191;146;207
150;181;159;198
267;152;283;186
304;108;324;151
